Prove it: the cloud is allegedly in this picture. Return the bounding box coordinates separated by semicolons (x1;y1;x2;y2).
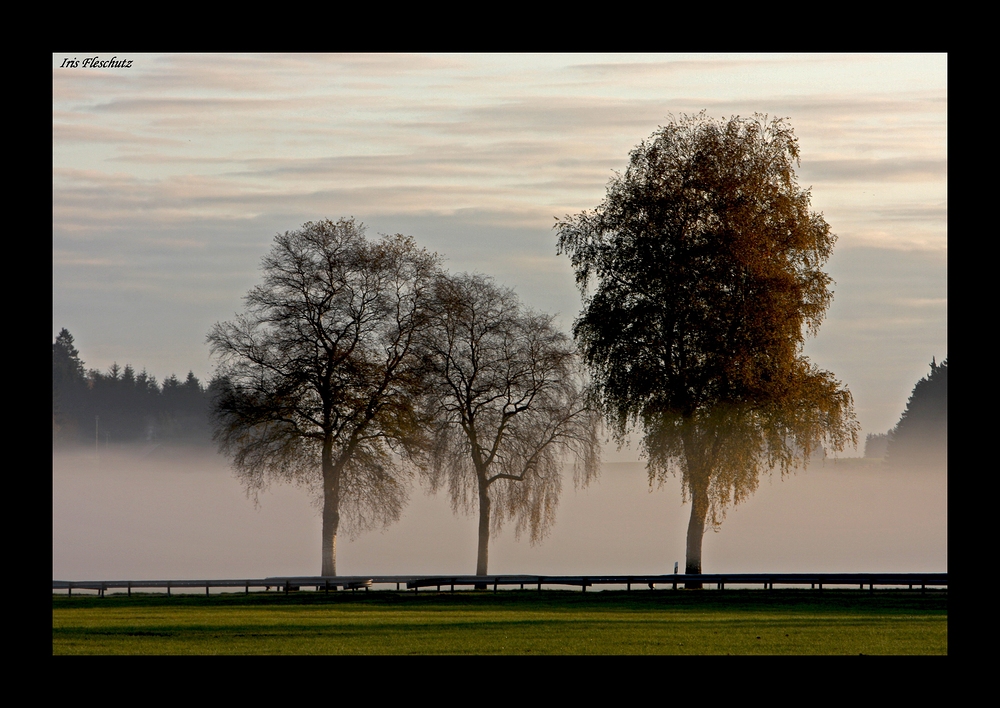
52;251;126;267
53;122;182;146
800;158;946;182
893;298;947;308
52;53;947;421
835;228;946;252
90;96;289;115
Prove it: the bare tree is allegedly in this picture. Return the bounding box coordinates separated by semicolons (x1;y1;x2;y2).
208;218;440;576
421;273;600;579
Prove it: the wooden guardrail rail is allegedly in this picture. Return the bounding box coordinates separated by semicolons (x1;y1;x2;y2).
53;573;947;597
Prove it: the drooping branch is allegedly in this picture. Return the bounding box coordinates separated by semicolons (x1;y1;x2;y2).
208;219;441;571
555;113;859;574
422;272;601;551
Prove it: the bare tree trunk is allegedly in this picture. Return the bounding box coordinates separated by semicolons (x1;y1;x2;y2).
321;440;340;577
322;497;339;577
475;482;491;588
684;482;708;588
681;423;713;590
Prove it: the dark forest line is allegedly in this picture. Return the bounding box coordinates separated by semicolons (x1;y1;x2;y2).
53;326;946;461
52;328;215;447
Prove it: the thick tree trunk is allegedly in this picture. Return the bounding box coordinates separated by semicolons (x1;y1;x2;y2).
475;482;491;588
321;496;340;577
684;482;709;589
321;439;340;577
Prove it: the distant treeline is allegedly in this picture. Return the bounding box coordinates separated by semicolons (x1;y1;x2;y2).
864;358;947;468
52;329;215;446
54;326;948;463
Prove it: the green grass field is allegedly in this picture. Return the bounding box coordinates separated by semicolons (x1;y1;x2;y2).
52;589;946;655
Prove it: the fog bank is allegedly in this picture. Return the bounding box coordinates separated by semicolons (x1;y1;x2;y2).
53;447;946;580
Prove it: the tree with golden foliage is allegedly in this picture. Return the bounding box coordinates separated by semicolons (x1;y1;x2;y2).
556;113;858;586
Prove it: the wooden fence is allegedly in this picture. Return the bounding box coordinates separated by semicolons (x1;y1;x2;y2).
53;572;947;597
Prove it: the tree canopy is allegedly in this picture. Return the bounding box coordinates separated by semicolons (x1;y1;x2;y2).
886;358;947;469
421;273;600;576
208;218;440;576
556;113;857;583
53;328;86;439
53;328;85;388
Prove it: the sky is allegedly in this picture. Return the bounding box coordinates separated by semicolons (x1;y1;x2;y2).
52;53;947;446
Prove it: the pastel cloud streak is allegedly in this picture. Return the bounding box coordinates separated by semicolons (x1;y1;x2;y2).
53;53;946;438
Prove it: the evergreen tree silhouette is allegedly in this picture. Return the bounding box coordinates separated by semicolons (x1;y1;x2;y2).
886;358;947;469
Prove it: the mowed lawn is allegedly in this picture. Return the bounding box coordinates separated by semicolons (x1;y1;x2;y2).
52;589;946;655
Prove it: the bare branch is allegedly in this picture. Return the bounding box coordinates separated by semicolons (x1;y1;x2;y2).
208;219;440;574
421;272;601;571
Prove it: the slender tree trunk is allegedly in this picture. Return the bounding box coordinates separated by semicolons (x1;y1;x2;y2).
321;439;340;577
681;422;712;589
684;480;709;589
475;479;491;588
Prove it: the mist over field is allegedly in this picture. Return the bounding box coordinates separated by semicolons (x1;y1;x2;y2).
52;446;946;581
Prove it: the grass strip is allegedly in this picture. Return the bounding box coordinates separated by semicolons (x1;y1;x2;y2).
52;589;947;655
